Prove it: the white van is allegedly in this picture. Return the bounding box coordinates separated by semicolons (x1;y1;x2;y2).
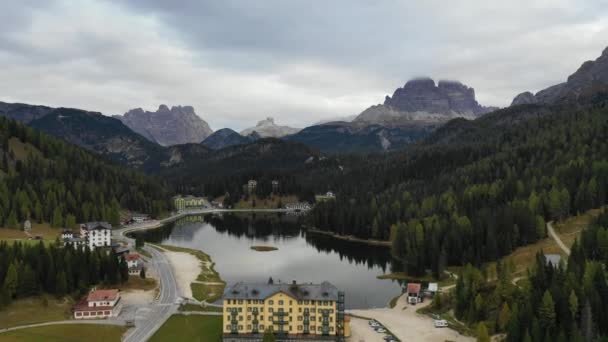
434;319;448;328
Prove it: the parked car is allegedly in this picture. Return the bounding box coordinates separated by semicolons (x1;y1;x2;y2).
376;328;387;333
434;319;449;328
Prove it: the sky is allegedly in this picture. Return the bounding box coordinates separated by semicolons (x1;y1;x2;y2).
1;1;608;131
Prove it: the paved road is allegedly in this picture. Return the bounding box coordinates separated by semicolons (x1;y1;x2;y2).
122;245;180;342
547;221;571;255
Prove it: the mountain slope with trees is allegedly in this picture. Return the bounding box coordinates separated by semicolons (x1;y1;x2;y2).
0;116;169;228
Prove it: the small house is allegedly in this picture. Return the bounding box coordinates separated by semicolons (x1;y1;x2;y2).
74;289;122;319
407;283;422;305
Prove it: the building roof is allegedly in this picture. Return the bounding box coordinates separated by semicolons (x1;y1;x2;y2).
82;222;111;231
407;283;421;294
131;212;148;218
545;254;562;268
87;289;119;302
223;281;339;301
62;229;74;235
427;283;438;292
126;253;140;261
113;246;130;254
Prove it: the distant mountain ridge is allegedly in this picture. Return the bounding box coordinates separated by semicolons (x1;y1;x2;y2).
512;47;608;106
201;128;258;150
114;105;213;146
240;117;300;138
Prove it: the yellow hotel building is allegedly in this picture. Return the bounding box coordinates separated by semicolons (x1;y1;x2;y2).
172;195;206;211
222;281;346;342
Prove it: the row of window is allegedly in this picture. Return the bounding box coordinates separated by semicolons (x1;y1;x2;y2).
225;299;334;306
227;314;334;322
226;325;334;333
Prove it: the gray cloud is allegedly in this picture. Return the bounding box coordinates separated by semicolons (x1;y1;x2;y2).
1;0;608;130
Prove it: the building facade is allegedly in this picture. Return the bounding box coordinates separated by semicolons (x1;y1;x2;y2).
74;289;122;319
222;281;345;341
173;195;207;212
80;222;112;250
247;180;258;194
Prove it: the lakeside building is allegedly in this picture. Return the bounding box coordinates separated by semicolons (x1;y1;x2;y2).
285;202;312;211
80;222;112;250
222;280;346;342
74;289;122;319
406;283;423;305
247;180;258;194
173;195;207;212
130;212;149;223
126;253;144;275
272;180;279;193
315;192;336;202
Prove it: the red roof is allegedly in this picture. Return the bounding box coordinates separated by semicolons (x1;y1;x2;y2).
87;289;119;302
407;283;421;294
126;253;140;261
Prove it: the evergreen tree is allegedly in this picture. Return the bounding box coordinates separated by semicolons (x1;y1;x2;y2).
538;291;556;332
476;323;490;342
55;271;67;297
2;262;18;298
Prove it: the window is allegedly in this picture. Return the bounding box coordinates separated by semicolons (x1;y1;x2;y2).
247;307;252;312
238;300;243;304
269;300;274;305
278;300;283;305
226;325;230;330
269;308;274;313
247;300;251;304
239;316;243;321
247;325;251;330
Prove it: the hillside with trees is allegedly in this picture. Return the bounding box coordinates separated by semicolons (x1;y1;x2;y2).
309;89;608;277
0;117;169;229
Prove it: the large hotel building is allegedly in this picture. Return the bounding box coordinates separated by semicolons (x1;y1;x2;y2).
222;281;346;342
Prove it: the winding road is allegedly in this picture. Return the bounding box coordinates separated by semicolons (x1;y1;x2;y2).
547;221;571;255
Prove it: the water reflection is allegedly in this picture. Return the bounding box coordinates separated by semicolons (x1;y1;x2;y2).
132;213;404;308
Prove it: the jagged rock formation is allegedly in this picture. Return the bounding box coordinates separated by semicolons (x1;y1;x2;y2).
114;105;213;146
201;128;257;150
512;46;608;105
240;117;300;138
355;78;496;125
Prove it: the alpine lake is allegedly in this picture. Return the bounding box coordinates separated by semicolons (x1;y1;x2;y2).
131;212;406;309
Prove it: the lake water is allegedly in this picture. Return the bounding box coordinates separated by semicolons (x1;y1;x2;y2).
132;212;404;309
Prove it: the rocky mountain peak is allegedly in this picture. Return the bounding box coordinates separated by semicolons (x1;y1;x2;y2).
512;45;608;106
356;77;495;126
240;117;300;138
115;105;213;146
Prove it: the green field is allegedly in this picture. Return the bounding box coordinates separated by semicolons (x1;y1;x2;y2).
0;324;126;342
150;315;222;342
0;297;72;329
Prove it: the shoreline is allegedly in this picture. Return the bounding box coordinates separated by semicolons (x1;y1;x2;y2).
305;228;391;247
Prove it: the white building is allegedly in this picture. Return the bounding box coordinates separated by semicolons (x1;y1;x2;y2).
131;213;149;223
74;289;122;319
285;202;312;211
80;222;112;250
61;229;75;240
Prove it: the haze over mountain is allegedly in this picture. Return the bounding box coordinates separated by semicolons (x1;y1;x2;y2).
240;117;300;138
512;47;608;106
114;105;213;146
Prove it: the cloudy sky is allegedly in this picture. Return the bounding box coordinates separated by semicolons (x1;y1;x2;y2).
1;1;607;130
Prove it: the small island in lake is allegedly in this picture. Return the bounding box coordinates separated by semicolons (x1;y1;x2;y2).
250;245;279;252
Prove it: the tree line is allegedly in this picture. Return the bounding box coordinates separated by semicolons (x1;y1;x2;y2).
0;241;130;308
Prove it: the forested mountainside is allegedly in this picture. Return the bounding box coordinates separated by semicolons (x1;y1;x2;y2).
308;89;608;276
0;117;169;227
436;211;608;341
163;138;325;201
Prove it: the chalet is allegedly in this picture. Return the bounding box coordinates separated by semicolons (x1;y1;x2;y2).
545;254;562;268
80;222;112;250
315;191;336;202
131;213;149;223
64;237;86;249
74;289;122;319
125;253;144;275
61;229;75;240
406;283;422;305
247;180;258;194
